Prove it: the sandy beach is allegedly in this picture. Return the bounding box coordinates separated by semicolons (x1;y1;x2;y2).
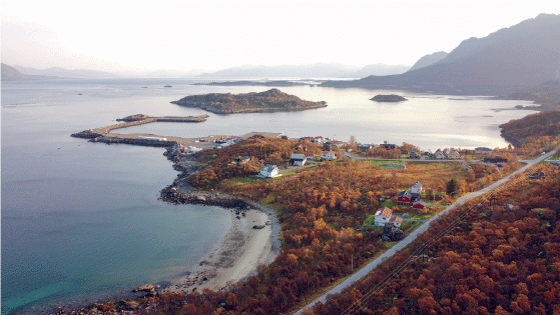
165;208;279;293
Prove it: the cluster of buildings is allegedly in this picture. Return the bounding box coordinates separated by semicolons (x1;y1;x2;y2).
255;151;338;178
397;181;427;210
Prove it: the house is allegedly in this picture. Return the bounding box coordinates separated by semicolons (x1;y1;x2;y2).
388;216;403;227
448;150;461;160
413;201;427;210
527;171;546;180
398;181;423;206
398;190;412;205
483;157;508;167
233;156;250;164
435;149;446;159
381;141;396;151
374;207;393;227
289;153;307;166
357;144;372;152
410;181;423;199
409;151;421;159
304;152;316;160
328;140;344;147
258;164;280;178
321;151;337;161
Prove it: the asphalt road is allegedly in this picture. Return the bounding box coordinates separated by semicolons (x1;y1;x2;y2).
296;147;558;314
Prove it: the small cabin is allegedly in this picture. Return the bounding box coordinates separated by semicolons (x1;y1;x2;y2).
289;153;307;166
234;156;250;164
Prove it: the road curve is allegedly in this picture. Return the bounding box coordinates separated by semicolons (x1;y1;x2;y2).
296;147;558;314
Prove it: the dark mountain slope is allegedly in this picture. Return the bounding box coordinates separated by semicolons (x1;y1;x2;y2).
407;51;448;72
322;14;560;95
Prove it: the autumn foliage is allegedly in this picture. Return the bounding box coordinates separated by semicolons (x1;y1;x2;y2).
308;164;560;315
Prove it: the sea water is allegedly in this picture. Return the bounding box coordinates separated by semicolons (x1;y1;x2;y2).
1;78;537;314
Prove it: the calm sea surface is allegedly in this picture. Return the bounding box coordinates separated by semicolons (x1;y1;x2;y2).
1;78;536;314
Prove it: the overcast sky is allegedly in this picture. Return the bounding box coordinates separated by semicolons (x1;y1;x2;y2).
2;0;559;73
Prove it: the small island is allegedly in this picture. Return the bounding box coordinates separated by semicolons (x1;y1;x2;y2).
370;94;408;102
171;88;327;114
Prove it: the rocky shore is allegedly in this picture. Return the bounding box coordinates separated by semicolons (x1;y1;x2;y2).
61;132;281;314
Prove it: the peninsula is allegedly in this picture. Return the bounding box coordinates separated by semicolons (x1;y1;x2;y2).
370;94;408;102
170;88;327;114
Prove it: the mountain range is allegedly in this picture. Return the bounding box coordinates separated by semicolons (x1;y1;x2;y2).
4;63;410;80
322;13;560;95
195;63;411;78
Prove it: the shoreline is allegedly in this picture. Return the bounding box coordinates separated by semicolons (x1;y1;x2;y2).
165;208;277;293
160;149;281;294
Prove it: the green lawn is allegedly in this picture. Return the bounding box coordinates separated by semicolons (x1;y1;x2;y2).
381;199;396;208
371;159;403;166
232;175;270;184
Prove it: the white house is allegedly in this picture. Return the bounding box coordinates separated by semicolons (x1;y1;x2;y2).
289;153;307;166
321;151;337;161
374;207;393;227
448;150;461;160
258;164;280;178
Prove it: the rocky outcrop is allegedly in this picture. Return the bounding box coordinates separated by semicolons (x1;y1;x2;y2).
381;224;405;241
370;94;407;102
171;88;327;114
116;114;149;122
70;130;104;139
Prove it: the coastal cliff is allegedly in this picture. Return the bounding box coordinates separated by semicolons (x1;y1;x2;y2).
171;88;327;114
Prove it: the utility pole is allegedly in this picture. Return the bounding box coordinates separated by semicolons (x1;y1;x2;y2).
351;253;354;271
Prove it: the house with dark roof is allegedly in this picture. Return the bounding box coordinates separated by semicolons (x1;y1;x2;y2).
233;156;250;164
289;153;307;166
483;157;508;167
398;181;423;206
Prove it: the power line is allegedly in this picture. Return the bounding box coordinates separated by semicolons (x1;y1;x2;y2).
339;164;548;315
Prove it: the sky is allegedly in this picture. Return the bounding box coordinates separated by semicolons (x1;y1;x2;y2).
2;0;559;74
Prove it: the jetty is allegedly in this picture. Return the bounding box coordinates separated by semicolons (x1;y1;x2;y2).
72;114;208;137
71;114;212;147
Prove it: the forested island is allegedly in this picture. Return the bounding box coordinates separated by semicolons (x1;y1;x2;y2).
170;88;327;114
370;94;408;102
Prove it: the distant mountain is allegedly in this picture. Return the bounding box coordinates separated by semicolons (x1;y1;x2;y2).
2;63;29;81
134;69;205;78
407;51;448;72
196;63;410;78
322;13;560;95
14;65;123;78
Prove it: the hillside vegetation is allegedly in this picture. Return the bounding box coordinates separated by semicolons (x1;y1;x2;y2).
500;109;560;148
308;164;560;315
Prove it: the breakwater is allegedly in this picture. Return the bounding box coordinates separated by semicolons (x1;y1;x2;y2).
71;114;210;146
72;114;209;137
